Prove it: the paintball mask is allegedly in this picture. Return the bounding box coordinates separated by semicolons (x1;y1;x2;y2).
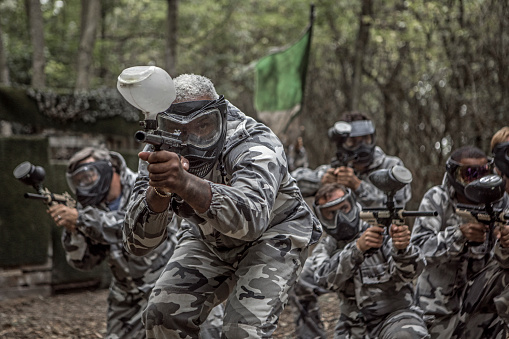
313;188;361;242
446;157;494;198
334;120;376;166
493;141;509;178
157;95;227;178
66;160;113;206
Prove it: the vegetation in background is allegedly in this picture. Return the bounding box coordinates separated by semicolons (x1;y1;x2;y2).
1;0;508;208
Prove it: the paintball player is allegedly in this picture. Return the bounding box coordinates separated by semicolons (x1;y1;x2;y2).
306;183;429;338
122;74;321;338
47;146;223;339
291;111;412;338
292;111;411;208
449;130;509;338
410;145;509;339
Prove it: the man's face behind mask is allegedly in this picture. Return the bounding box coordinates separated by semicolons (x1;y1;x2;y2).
66;160;113;206
313;188;361;242
157;96;227;178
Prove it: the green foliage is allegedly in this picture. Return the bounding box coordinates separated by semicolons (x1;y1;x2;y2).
1;0;509;209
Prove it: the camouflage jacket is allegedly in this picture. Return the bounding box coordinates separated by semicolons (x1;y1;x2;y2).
411;174;509;316
123;101;322;256
312;225;425;324
291;146;411;208
61;151;176;295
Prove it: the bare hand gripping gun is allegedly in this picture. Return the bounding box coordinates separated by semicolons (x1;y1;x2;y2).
359;166;437;254
455;174;508;246
13;161;76;207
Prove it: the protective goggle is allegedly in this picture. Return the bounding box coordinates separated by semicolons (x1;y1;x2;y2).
342;120;375;151
157;108;223;149
313;188;356;229
448;158;494;186
157;96;226;150
66;160;110;194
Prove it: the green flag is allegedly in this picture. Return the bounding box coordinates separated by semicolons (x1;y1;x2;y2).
254;24;312;112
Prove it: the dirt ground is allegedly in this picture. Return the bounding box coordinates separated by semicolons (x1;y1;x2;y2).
0;288;341;339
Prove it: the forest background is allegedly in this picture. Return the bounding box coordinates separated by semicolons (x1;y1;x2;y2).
1;0;508;210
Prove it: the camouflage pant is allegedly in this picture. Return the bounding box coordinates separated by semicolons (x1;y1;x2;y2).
291;255;331;339
451;259;509;339
106;285;148;339
106;283;224;339
330;309;429;339
374;309;430;339
143;234;308;338
425;314;459;339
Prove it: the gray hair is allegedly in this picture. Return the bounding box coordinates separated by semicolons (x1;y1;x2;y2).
173;74;219;102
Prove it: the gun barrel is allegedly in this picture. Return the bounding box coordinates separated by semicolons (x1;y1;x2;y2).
134;130;181;149
401;210;438;217
24;192;50;202
135;130;159;143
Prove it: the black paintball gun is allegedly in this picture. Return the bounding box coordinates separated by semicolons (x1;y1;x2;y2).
360;165;438;229
455;174;508;246
328;121;356;168
134;129;183;152
13;161;76;207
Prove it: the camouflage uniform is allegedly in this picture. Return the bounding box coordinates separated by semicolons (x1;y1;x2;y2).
61;151;223;339
311;221;428;339
291;147;412;338
411;175;509;339
123;102;322;339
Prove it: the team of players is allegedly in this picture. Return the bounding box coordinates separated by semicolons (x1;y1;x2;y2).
44;73;509;339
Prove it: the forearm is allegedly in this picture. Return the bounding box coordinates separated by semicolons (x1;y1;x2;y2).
61;230;106;270
124;177;172;256
77;206;125;244
411;222;466;265
315;241;363;291
391;244;426;282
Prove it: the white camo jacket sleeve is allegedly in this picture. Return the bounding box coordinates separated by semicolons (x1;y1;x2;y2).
410;185;469;266
123;153;172;256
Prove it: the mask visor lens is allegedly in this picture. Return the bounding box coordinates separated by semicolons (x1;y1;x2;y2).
314;191;354;229
70;165;101;192
157;108;222;149
456;159;494;185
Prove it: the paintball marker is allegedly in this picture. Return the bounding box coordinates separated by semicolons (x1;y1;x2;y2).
117;66;182;152
360;165;438;229
13;161;76;207
455;174;508;246
117;65;176;128
328;121;357;168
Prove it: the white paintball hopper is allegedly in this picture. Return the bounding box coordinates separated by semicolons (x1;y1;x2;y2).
117;66;176;120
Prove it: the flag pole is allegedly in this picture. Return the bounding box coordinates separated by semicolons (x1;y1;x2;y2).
283;3;314;133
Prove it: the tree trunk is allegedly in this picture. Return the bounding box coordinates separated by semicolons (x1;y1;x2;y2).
165;0;178;76
0;20;10;85
350;0;372;111
27;0;45;88
75;0;101;91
